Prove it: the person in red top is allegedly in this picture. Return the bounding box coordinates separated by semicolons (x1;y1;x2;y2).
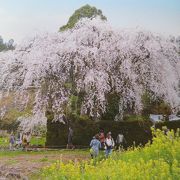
99;129;105;149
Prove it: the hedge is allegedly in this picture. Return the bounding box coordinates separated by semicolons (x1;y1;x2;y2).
46;112;180;148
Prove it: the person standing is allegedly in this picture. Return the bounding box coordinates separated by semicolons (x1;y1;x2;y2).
67;127;74;149
116;131;126;151
26;132;31;148
22;133;28;151
99;129;105;149
90;134;101;158
15;132;22;148
105;132;115;157
9;133;15;151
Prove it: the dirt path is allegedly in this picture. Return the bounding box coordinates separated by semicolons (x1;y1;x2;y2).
0;150;89;179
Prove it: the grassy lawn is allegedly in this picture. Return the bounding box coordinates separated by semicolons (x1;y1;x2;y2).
30;136;46;146
0;149;89;157
0;136;9;147
0;136;46;148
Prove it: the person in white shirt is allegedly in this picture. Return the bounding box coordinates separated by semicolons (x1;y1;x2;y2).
105;132;115;157
116;132;126;151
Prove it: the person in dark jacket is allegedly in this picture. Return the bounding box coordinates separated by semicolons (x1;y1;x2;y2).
67;127;74;149
99;129;105;149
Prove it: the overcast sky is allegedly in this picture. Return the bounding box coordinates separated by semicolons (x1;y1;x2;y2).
0;0;180;43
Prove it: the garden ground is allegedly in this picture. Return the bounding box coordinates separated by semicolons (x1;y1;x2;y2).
0;129;179;179
0;150;89;179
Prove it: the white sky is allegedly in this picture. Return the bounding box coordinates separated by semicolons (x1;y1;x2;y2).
0;0;180;43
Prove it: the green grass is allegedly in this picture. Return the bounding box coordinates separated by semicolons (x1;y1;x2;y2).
0;149;89;157
0;136;46;147
5;159;18;165
30;136;46;146
39;157;49;162
0;137;9;146
123;114;148;122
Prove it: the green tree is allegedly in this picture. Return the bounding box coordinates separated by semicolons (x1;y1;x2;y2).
0;36;6;51
141;91;171;116
59;4;107;32
0;36;15;52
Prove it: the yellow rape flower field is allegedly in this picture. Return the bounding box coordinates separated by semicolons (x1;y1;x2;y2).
40;129;180;180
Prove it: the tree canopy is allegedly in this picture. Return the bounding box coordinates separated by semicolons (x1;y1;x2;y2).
59;4;107;31
0;18;179;123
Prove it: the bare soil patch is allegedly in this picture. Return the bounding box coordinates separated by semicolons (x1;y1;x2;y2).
0;150;89;179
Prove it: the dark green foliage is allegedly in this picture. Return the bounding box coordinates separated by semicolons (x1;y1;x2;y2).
141;91;171;116
0;119;19;132
46;114;152;148
155;120;180;131
46;119;68;148
67;90;86;116
70;95;78;113
45;110;54;122
102;93;120;121
47;120;143;148
59;4;107;31
123;114;147;122
65;91;86;123
76;91;86;115
46;116;180;148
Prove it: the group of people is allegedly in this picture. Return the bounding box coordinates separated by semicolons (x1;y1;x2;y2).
66;127;126;158
90;130;126;158
9;132;31;151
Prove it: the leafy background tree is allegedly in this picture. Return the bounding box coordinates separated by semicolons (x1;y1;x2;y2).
59;4;107;31
0;35;15;52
